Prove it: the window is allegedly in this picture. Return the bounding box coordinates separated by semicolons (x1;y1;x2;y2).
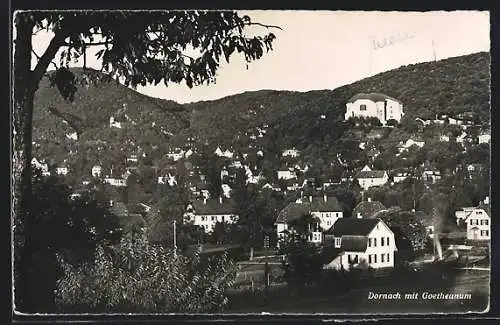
481;219;489;226
387;237;390;245
481;230;489;237
335;237;341;247
368;238;372;247
477;211;483;215
386;253;390;262
202;216;207;222
381;237;385;246
470;219;474;225
368;255;372;263
349;254;358;264
381;254;385;262
212;216;216;221
374;254;377;263
360;104;367;111
373;238;377;247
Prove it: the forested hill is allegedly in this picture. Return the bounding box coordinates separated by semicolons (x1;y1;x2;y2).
32;52;490;171
187;52;490;146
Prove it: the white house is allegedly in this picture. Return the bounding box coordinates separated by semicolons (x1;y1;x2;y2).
463;207;490;241
478;133;491;144
184;197;239;233
355;165;388;190
398;138;425;152
166;149;185;161
282;148;300;158
109;116;122;129
275;195;343;245
126;155;138;163
393;171;411;183
323;218;397;270
104;177;127;187
439;135;450;142
31;158;50;176
66;132;78;141
344;93;404;125
422;170;441;183
56;167;69;175
277;169;297;180
91;165;102;178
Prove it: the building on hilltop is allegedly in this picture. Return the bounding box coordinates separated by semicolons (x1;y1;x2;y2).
345;93;404;125
184;197;239;233
355;165;388;190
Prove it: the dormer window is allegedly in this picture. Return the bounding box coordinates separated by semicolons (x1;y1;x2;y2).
335;237;341;248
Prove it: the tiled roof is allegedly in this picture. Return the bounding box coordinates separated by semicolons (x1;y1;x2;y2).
191;199;237;215
356;170;387;179
352;201;386;218
340;235;369;252
327;218;381;236
275;197;343;224
348;93;401;103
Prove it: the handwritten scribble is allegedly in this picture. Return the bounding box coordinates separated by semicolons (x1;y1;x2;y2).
371;32;416;50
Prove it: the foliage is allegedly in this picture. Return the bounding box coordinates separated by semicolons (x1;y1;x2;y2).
14;170;122;312
375;207;429;253
55;234;237;313
278;236;323;291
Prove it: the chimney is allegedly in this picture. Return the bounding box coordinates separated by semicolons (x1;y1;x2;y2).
367;197;372;202
203;198;207;204
219;196;223;204
484;196;490;205
357;212;362;219
309;195;312;202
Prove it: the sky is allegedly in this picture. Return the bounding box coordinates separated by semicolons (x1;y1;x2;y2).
31;10;490;104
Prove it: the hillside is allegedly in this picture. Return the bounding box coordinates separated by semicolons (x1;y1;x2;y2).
32;52;490;176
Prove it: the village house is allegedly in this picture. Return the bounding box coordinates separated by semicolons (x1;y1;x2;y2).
126;155;138;163
456;202;490;241
421;169;441;183
31;158;51;176
184;197;238;233
275;195;343;245
66;131;78;141
323;218;397;271
277;169;297;180
166;149;185;161
478;133;491;144
398;138;425;152
91;165;102;178
282;148;300;158
355;165;388;190
104;177;127;187
344;93;404;125
392;171;412;183
439;134;451;142
56;166;69;176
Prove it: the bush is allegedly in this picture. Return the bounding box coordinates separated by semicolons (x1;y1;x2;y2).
56;234;237;313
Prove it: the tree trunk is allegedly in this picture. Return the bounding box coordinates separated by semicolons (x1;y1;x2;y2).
13;12;36;313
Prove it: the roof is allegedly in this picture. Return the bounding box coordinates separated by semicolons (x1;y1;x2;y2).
356;170;387;179
191;199;237;215
327;218;381;236
348;93;401;104
352;201;386;218
275;197;343;224
340;235;369;252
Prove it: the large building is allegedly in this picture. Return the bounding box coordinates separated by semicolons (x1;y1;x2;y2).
345;93;404;125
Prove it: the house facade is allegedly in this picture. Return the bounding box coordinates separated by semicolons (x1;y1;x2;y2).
455;204;490;241
277;169;297;180
184;197;239;233
344;93;404;125
275;195;343;246
324;218;397;270
355;165;388;190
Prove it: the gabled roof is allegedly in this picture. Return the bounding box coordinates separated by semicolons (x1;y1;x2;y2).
348;93;401;104
327;218;381;236
356;170;387;179
191;199;237;215
340;235;369;252
275;197;343;224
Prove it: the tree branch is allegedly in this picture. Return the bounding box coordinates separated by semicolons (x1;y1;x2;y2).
31;49;58;70
30;33;67;91
245;22;282;30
